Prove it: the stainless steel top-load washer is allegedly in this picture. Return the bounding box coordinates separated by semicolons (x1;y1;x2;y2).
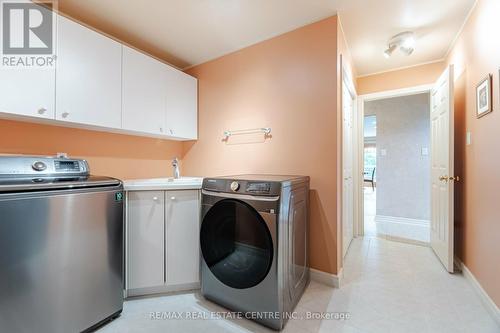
0;155;124;333
200;175;310;330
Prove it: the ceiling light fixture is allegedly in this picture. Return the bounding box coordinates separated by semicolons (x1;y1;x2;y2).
383;31;416;58
383;44;397;58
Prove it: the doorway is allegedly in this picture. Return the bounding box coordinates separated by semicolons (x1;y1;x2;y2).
363;93;431;245
363;115;377;237
353;66;456;272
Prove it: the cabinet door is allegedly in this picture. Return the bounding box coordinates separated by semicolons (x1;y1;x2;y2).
165;190;200;286
56;15;122;128
127;191;165;290
0;2;55;120
0;68;55;120
165;68;198;140
122;46;166;135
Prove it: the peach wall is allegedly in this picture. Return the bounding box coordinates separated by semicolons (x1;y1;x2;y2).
446;0;500;308
183;17;341;274
0;119;183;180
356;61;445;95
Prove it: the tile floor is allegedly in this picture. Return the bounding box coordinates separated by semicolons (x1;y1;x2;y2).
97;235;499;333
96;190;499;332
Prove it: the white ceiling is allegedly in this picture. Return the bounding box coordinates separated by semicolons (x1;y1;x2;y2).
338;0;476;76
57;0;476;75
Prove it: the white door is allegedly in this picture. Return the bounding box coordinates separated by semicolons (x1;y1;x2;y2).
165;67;198;139
165;190;200;286
127;191;165;289
122;46;167;135
56;15;122;128
342;80;354;257
430;65;455;272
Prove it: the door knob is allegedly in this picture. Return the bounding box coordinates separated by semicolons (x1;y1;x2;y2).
448;176;460;182
61;112;69;118
439;176;449;182
37;107;47;115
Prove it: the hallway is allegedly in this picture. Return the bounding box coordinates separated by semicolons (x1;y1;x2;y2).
335;237;499;332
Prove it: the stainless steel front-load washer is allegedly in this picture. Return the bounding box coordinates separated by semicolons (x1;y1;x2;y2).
200;175;310;330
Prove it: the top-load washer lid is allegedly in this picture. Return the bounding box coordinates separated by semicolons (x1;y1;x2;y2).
0;156;121;192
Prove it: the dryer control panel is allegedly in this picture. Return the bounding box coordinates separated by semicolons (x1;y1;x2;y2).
202;177;281;196
246;182;272;194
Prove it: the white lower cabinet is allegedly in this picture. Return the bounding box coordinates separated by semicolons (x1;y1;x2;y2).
126;190;200;296
127;191;165;290
166;190;200;286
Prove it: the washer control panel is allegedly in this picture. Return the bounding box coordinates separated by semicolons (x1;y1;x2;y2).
230;181;240;192
0;156;89;178
54;160;81;172
32;161;47;171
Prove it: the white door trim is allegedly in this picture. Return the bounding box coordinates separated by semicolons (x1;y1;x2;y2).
355;84;433;237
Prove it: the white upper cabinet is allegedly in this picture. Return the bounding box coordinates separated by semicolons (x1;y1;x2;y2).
0;2;55;120
56;15;122;128
122;46;167;135
0;67;55;120
0;12;197;140
165;67;198;140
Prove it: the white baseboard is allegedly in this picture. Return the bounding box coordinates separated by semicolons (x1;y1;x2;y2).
375;215;430;244
455;258;500;327
310;268;342;288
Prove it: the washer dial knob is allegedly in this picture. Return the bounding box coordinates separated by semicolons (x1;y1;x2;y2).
32;161;47;171
230;181;240;192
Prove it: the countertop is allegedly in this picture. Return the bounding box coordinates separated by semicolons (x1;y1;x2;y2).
123;177;203;191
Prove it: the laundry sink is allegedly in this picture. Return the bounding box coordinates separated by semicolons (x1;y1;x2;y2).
123;177;203;191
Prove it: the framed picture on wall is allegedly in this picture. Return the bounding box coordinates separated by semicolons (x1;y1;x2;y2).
476;74;492;118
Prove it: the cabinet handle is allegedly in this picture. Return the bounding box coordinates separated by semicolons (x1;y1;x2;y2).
159;127;164;133
170;196;176;200
169;129;174;135
153;196;159;201
37;107;47;115
61;112;69;118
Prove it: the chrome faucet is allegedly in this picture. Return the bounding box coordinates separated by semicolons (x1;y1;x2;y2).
172;157;180;179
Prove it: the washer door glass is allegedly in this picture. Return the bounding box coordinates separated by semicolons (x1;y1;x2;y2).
200;199;273;289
